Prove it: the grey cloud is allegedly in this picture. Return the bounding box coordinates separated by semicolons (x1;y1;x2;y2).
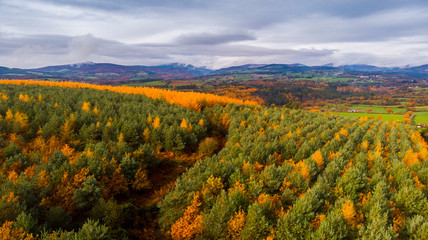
1;0;428;68
262;7;428;44
9;0;423;37
38;0;428;17
0;33;336;68
0;34;69;55
171;44;335;58
39;0;210;12
176;32;256;45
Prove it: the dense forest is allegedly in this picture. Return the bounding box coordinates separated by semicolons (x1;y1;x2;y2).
0;81;427;239
160;105;427;239
203;81;427;108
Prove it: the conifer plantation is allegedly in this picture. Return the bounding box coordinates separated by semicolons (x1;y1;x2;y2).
0;81;427;239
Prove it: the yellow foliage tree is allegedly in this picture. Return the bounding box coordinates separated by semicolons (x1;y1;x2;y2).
374;141;383;158
14;111;29;130
226;209;246;239
170;192;204;240
152;116;161;129
43;168;89;213
82;101;91;112
61;144;78;164
392;207;406;233
0;92;8;101
312;150;324;167
362;140;369;151
143;128;150;142
201;175;224;197
0;221;34;240
118;132;124;143
339;128;348;137
198;118;205;127
341;199;362;226
402;149;419;166
23;165;36;178
311;214;325;229
37;169;50;188
342;199;356;222
8;171;18;183
295;161;310;180
5;109;13;122
180;118;188;129
18;94;32;103
93;106;100;116
60;114;76;143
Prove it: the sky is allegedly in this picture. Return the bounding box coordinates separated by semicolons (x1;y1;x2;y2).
0;0;428;69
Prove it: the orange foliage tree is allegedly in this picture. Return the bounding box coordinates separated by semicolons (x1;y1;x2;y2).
42;168;90;213
170;192;204;240
226;209;246;239
0;221;34;240
0;79;259;111
312;150;324;167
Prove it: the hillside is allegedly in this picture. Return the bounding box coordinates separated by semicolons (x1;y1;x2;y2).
0;62;213;83
0;81;427;239
0;79;259;111
160;104;428;239
1;62;428;84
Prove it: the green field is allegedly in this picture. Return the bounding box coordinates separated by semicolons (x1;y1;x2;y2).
323;103;428;124
337;112;428;124
5;73;25;76
124;80;167;86
317;77;355;82
414;111;428;124
336;112;400;121
293;77;358;82
342;104;406;114
170;81;204;86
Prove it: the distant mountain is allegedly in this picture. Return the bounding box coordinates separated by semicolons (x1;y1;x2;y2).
34;62;125;73
397;64;428;78
30;62;212;81
0;66;29;75
338;64;399;72
212;64;268;74
0;62;427;83
212;63;336;75
150;63;213;76
409;64;428;71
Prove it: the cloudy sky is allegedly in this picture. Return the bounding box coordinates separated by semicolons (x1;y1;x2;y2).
1;0;428;69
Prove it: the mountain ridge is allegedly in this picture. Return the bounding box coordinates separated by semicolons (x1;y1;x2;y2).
1;62;428;82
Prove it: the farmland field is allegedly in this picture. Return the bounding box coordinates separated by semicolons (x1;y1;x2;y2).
336;112;402;121
330;104;428;124
337;112;428;124
124;80;167;86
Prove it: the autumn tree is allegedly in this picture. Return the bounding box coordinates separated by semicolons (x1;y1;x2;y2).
170;192;204;240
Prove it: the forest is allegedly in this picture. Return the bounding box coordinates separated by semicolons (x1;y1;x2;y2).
0;80;427;239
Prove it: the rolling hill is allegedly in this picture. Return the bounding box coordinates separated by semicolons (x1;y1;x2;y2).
0;62;428;83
